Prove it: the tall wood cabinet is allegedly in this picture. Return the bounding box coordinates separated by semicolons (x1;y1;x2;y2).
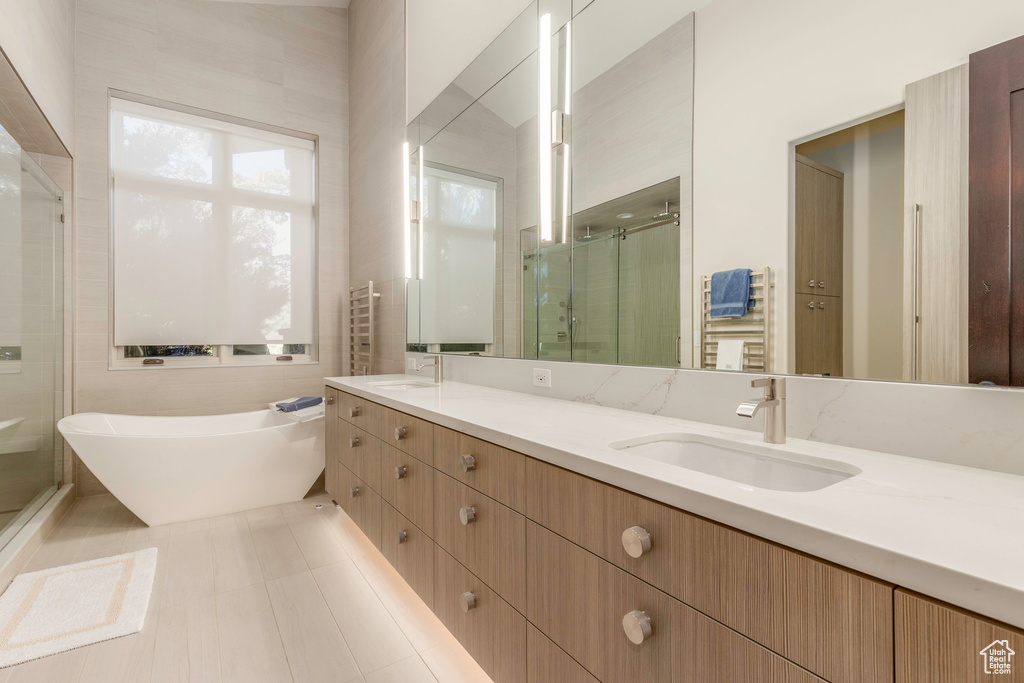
325;384;1021;682
795;155;844;376
903;64;970;384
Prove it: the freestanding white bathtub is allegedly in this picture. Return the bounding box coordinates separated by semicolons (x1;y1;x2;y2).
57;409;325;526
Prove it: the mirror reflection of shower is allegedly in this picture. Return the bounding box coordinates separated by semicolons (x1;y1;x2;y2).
523;178;682;368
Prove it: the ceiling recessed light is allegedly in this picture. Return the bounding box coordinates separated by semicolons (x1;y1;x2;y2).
616;212;634;219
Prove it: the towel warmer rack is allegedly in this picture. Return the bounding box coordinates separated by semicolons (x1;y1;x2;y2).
349;281;381;376
700;267;772;373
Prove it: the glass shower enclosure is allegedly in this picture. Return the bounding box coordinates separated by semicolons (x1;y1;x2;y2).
523;216;681;367
0;124;65;552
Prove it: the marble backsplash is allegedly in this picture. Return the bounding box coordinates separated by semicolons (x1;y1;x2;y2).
407;353;1024;477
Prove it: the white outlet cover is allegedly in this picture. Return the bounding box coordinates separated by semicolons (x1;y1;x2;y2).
533;368;552;388
406;357;417;371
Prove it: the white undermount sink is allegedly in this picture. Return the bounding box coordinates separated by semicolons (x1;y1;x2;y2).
367;380;439;390
610;433;861;492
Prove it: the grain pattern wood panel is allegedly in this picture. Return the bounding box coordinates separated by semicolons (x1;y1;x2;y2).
335;390;385;436
526;522;672;683
527;624;599;683
968;36;1023;384
795;155;844;297
380;442;435;537
435;427;527;512
336;420;382;492
434;546;527;683
674;599;826;682
379;407;436;466
336;462;382;549
896;589;1024;682
795;293;843;377
526;458;893;683
903;64;970;384
433;472;526;612
325;388;340;501
380;502;434;609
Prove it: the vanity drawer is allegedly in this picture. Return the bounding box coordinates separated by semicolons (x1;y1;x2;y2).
435;427;526;512
378;406;435;466
434;472;526;612
527;521;672;683
335;390;383;434
325;388;340;501
526;458;894;683
895;589;1024;683
434;546;527;683
380;442;434;537
336;462;381;549
673;601;827;683
380;502;434;609
336;419;381;492
527;624;599;683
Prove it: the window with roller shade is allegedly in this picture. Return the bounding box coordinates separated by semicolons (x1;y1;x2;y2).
109;96;316;366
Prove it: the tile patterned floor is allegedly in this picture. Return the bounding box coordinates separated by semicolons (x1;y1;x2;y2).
0;491;493;683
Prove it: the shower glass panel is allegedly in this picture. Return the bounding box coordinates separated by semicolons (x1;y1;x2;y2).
524;217;680;367
0;124;64;553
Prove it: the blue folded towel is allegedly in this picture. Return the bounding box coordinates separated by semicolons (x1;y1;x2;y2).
709;268;752;318
276;396;323;413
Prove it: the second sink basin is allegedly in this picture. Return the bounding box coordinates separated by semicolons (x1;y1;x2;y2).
609;433;860;492
367;379;439;390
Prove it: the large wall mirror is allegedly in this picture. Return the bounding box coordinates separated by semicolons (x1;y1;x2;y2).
407;0;1024;389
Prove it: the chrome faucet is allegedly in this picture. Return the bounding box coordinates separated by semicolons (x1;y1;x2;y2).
416;355;444;383
737;377;786;444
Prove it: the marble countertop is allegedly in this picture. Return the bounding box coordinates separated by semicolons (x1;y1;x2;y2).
325;374;1024;629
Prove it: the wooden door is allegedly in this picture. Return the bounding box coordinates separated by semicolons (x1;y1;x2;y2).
795;293;843;376
969;34;1024;385
904;65;970;384
795;155;844;297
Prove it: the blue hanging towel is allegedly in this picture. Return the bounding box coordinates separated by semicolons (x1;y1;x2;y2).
276;396;323;412
709;268;752;318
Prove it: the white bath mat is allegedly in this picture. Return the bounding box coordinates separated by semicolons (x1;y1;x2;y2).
0;548;157;668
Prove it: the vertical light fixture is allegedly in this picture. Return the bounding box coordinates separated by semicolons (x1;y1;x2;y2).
417;145;425;279
561;20;572;245
538;12;552;243
402;141;412;279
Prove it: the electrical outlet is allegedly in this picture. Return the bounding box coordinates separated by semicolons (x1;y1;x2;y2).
406;357;417;371
533;368;552;388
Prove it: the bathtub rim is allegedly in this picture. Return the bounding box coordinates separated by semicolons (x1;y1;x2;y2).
57;409;324;440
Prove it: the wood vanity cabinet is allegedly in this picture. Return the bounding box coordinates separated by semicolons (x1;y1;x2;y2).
895;589;1024;682
324;386;1014;683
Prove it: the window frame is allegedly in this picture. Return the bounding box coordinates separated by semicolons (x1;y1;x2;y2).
106;90;320;370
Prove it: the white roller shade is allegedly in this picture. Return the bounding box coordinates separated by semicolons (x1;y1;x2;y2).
110;98;315;346
419;165;496;344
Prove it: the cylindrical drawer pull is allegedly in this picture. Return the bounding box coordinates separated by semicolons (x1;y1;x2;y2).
622;610;652;645
460;591;477;612
397;529;408;544
350;406;360;418
395;465;408;480
459;506;477;525
394;426;407;441
819;302;826;309
808;279;815;288
350;486;360;498
621;526;653;559
459;454;477;472
350;437;360;447
818;281;826;288
326;395;335;405
807;301;814;309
